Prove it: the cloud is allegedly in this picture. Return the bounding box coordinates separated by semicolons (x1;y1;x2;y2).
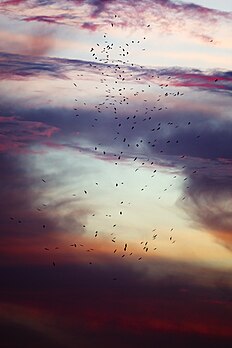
0;0;26;5
24;14;76;25
0;257;232;347
67;0;232;24
0;52;231;96
170;70;232;93
0;111;231;335
0;84;231;251
0;50;231;251
17;29;56;56
179;172;232;250
0;150;94;268
0;115;59;153
81;21;99;31
0;0;54;5
0;52;93;80
0;29;56;56
16;106;232;251
0;0;231;41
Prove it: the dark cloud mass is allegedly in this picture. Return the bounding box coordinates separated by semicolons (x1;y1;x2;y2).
180;173;232;249
0;152;91;266
0;260;232;348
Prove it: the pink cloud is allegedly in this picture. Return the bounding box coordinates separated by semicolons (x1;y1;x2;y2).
0;0;26;5
81;22;99;31
170;72;232;92
0;116;59;153
0;0;231;40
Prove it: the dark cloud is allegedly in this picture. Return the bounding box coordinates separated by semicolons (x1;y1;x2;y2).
0;151;93;267
11;103;230;162
0;258;232;348
0;52;91;80
179;173;232;250
1;96;231;161
85;0;113;18
24;14;76;24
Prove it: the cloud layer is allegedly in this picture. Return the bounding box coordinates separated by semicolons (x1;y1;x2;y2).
1;0;231;41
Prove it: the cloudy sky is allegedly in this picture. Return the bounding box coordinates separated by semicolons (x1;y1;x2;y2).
0;1;232;347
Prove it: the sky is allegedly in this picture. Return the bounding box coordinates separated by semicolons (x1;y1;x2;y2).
0;1;231;347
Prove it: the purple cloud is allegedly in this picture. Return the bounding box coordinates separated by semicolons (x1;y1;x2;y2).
1;0;231;37
0;52;231;96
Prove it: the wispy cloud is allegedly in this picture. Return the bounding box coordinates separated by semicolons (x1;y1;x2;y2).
0;52;231;95
24;14;76;25
0;52;93;79
1;0;231;41
0;29;56;56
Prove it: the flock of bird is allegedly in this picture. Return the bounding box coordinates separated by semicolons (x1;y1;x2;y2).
9;19;217;276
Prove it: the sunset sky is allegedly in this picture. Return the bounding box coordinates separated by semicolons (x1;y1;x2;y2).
0;1;232;347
